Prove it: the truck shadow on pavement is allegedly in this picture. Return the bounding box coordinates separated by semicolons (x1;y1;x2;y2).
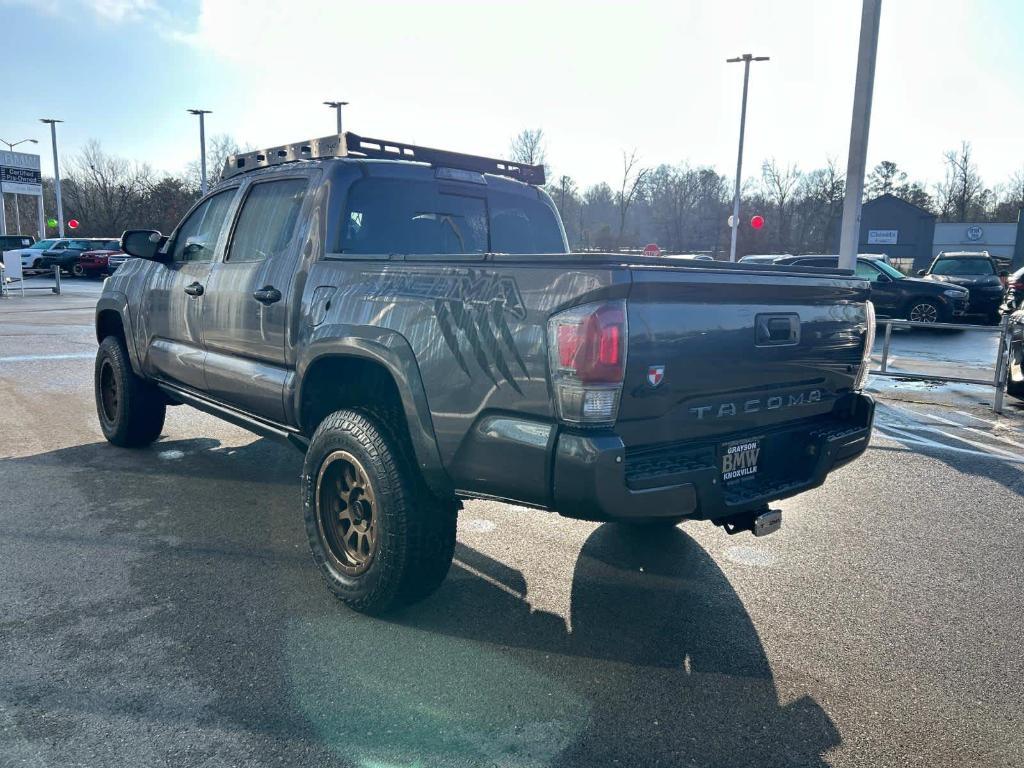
291;529;841;766
2;435;839;767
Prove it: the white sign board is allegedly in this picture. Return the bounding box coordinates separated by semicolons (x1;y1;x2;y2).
3;250;24;281
0;150;42;196
867;229;898;245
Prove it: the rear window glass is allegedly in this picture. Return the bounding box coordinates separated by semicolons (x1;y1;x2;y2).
931;258;995;275
340;178;564;255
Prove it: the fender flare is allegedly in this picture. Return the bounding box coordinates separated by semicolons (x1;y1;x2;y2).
293;325;452;499
95;292;144;377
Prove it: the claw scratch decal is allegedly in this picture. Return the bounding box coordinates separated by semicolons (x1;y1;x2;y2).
365;268;528;392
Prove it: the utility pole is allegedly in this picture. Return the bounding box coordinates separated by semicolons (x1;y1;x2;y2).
188;109;212;195
839;0;882;271
726;53;769;262
324;101;348;135
39;119;64;237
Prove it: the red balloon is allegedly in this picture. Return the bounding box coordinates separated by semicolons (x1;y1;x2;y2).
68;219;80;230
750;215;765;230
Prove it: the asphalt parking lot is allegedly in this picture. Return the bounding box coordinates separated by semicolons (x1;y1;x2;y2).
2;278;1023;767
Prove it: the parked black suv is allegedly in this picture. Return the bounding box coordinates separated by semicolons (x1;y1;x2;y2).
0;234;35;252
918;251;1005;324
774;255;968;323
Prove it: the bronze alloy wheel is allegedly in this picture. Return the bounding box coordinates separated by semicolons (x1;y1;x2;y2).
99;359;119;423
908;302;939;323
315;450;379;575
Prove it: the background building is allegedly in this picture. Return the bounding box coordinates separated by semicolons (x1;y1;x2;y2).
850;193;1024;271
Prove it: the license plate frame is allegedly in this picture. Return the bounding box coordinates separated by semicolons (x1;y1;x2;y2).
720;437;762;483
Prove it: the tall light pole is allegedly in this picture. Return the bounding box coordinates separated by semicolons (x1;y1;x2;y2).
0;138;38;233
324;101;348;135
188;109;212;195
40;119;64;237
838;0;882;271
726;53;769;262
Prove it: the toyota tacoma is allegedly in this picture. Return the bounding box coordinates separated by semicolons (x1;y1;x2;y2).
93;132;876;613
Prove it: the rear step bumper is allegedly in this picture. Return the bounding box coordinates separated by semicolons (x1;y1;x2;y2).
552;394;874;522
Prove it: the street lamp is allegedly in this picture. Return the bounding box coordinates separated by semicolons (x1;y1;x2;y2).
726;53;769;262
188;109;212;195
40;119;65;238
324;101;348;135
0;139;39;233
1;138;38;151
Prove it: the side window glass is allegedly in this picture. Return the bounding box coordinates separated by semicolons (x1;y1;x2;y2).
226;179;307;263
171;190;236;262
854;262;880;281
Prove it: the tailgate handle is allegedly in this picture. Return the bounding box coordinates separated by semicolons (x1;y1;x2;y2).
756;313;800;346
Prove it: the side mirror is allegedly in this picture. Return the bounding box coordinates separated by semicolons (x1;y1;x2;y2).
917;269;926;276
121;230;165;260
876;273;891;283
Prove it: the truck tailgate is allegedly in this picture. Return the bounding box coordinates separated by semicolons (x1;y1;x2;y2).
617;266;871;448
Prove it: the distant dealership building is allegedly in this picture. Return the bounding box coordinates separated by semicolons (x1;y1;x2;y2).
838;193;1024;271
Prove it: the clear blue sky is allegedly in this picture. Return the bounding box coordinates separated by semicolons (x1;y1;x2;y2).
3;0;1023;191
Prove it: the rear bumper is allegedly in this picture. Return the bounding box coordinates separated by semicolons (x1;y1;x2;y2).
552;393;875;522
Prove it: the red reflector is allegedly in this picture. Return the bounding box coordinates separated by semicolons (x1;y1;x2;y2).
1013;281;1024;290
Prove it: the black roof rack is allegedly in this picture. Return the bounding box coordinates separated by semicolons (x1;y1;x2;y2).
222;131;545;185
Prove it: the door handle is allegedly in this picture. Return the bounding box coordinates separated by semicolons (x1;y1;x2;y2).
253;285;282;305
184;282;204;297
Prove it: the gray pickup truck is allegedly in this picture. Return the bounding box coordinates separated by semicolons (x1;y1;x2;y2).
94;132;876;613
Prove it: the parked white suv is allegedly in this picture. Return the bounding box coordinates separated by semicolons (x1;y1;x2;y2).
5;238;64;271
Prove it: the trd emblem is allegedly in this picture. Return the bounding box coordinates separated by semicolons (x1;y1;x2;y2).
647;365;665;388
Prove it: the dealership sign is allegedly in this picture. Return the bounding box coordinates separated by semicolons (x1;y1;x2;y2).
867;229;898;245
0;150;42;196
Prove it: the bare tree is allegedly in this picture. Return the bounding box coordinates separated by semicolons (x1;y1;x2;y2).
508;128;546;168
935;141;987;221
761;159;801;250
64;141;154;236
616;149;650;246
185;134;247;191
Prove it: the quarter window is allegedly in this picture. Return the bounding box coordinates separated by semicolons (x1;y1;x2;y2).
227;179;307;263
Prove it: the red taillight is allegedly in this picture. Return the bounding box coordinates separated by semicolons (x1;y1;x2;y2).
552;304;626;383
1013;281;1024;291
548;300;628;425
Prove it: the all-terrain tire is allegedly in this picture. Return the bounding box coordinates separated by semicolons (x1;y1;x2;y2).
302;409;457;614
94;335;166;447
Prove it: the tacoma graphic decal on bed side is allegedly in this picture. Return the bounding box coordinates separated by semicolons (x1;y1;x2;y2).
364;268;530;393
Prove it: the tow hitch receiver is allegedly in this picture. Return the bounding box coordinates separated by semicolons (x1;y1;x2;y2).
717;507;783;537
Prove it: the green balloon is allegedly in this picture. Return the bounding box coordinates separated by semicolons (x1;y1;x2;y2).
46;218;58;228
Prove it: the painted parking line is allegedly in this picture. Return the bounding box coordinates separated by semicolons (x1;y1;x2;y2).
874;404;1024;464
0;352;95;363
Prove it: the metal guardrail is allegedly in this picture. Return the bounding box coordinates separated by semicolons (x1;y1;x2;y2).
870;316;1011;414
0;266;61;297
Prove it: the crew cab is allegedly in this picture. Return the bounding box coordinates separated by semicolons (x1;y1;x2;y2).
94;132;876;614
774;254;968;323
